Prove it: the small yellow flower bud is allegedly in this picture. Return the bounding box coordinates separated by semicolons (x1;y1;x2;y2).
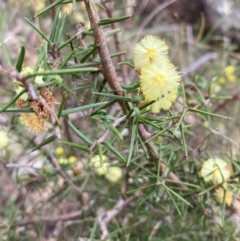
55;147;65;156
68;156;77;164
200;158;231;185
225;65;235;75
96;162;109;176
89;155;107;168
0;130;9;149
90;155;109;176
227;74;236;82
105;167;122;183
214;188;233;206
218;77;226;85
57;157;68;165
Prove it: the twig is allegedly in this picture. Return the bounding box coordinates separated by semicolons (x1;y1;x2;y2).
38;94;61;139
149;221;163;241
45;150;84;197
67;34;78;64
11;210;85;227
0;66;37;100
132;0;176;47
213;89;240;112
182;52;219;77
90;115;127;151
83;0;127;113
76;22;88;48
209;127;239;147
187;40;240;60
98;192;141;239
100;1;128;84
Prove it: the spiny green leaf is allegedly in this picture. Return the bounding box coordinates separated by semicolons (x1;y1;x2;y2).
99;15;132;25
118;61;134;68
93;92;133;102
121;82;140;91
60;140;89;152
25;18;52;45
0;89;26;113
127;124;137;166
110;126;123;141
31;135;56;152
34;0;67;17
57;35;77;51
15;45;25;72
67;118;92;145
105;141;126;163
61;102;108;116
189;108;231;119
24;67;99;79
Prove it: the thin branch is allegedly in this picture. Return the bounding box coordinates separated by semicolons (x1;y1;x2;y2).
182;52;219;77
132;0;176;47
45;150;84;197
98;192;141;239
100;1;128;84
76;21;88;48
67;34;78;64
11;210;84;227
83;0;127;113
149;221;163;241
90;115;127;151
0;66;37;100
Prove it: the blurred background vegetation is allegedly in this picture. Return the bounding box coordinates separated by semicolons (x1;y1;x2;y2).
0;0;240;240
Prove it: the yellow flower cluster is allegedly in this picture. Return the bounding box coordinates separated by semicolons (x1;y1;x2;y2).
214;187;233;206
200;158;231;185
0;130;9;150
218;65;236;85
134;35;181;113
15;67;55;133
90;155;122;183
200;158;233;206
55;146;77;165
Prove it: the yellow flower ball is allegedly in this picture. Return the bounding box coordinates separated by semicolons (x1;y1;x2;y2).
68;156;77;164
62;3;73;14
227;74;236;82
140;61;180;113
21;66;44;85
210;82;221;94
0;130;9;149
214;187;233;206
134;35;169;68
55;147;65;156
200;158;231;185
105;166;122;183
90;155;109;176
89;155;107;167
218;77;226;85
225;65;235;75
19;113;52;133
96;162;110;176
14;66;44;101
57;157;69;165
